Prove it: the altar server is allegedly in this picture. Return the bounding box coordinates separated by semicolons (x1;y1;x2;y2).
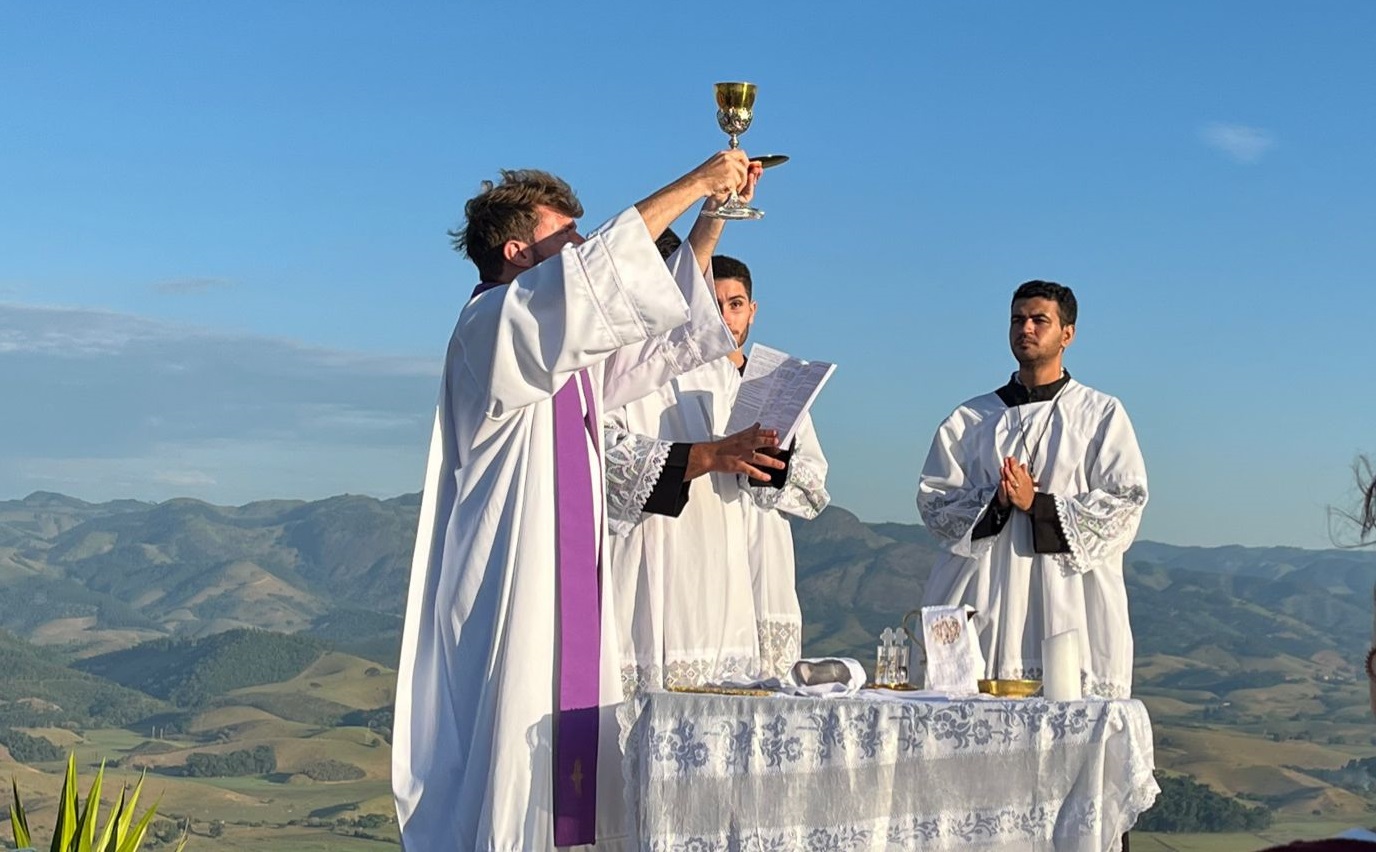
917;280;1148;698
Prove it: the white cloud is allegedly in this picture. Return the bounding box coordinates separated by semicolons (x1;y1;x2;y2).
0;303;439;503
1200;122;1276;165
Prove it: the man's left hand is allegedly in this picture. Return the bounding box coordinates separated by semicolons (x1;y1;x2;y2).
704;161;763;209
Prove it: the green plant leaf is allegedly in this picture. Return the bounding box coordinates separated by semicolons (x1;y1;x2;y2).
96;783;126;852
11;776;33;848
112;771;146;847
114;799;159;852
75;759;106;852
51;753;79;852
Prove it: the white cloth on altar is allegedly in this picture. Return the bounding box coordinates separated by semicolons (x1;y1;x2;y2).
917;378;1148;698
392;208;735;852
743;410;829;679
625;691;1160;852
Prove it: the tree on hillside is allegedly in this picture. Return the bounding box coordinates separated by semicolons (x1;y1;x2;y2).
1331;455;1375;546
183;744;276;777
1136;773;1272;833
1356;456;1376;542
77;629;324;709
0;727;62;762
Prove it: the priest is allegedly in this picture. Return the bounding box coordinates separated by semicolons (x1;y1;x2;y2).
917;280;1148;699
393;151;757;851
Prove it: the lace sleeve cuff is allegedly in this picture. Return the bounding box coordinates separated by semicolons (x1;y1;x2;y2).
750;452;830;520
605;430;675;536
1052;483;1148;573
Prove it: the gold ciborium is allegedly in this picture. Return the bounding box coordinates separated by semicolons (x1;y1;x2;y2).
702;81;765;220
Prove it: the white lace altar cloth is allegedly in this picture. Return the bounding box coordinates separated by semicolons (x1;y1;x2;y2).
624;691;1158;851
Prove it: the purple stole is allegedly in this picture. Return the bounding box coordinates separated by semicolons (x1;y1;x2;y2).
472;282;602;846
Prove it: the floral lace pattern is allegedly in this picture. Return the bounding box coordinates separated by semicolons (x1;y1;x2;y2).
749;453;830;520
620;654;759;700
1053;482;1148;574
917;483;999;558
1000;666;1130;700
756;618;802;680
604;426;673;535
625;692;1158;852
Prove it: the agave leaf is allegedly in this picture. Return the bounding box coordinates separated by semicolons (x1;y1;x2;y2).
112;771;145;848
75;759;107;852
11;776;33;848
96;782;126;852
114;800;159;852
51;753;79;852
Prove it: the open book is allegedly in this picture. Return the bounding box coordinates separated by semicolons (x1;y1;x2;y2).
724;343;836;446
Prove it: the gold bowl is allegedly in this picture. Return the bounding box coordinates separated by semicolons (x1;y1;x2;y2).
978;678;1041;698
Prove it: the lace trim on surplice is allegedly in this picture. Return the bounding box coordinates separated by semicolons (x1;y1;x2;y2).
757;618;802;680
749;454;830;520
1052;482;1147;573
604;426;673;536
620;654;759;701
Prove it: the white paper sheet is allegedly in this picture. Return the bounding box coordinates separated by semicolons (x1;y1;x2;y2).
725;343;836;446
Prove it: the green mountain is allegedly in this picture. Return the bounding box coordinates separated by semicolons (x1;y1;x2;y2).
0;629;165;728
789;507;1376;666
5;490;1376;832
0;491;416;655
75;628;325;709
4;489;1374;698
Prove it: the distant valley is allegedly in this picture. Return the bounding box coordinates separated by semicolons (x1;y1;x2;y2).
3;490;1376;848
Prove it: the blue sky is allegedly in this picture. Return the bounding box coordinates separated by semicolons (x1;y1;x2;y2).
2;2;1373;548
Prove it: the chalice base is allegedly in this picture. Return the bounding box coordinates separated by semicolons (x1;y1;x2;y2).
701;204;765;221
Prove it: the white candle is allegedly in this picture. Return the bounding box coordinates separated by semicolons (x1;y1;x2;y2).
1042;630;1082;701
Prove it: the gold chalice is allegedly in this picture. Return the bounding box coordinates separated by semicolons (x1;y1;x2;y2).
702;81;765;221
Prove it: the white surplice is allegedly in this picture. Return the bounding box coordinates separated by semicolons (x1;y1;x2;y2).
917;378;1148;698
605;351;762;697
743;412;830;679
393;209;735;852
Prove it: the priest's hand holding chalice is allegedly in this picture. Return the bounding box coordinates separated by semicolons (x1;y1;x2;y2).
701;81;780;221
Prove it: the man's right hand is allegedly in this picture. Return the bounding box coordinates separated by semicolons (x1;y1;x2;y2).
635;150;751;246
996;478;1012;509
690;150;750;200
686;423;783;481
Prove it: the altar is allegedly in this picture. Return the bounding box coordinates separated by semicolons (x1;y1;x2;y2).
623;690;1158;851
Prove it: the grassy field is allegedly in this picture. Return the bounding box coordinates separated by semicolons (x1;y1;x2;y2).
1133;817;1374;850
6;648;1376;850
2;653;401;850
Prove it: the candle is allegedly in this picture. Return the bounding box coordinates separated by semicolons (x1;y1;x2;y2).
1042;630;1082;701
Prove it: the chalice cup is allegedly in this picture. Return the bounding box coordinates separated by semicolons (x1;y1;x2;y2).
702;81;765;221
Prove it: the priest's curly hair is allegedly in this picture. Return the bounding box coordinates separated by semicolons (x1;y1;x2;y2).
1013;280;1077;326
450;170;583;282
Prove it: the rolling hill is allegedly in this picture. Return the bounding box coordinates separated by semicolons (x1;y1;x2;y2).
5;489;1376;844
